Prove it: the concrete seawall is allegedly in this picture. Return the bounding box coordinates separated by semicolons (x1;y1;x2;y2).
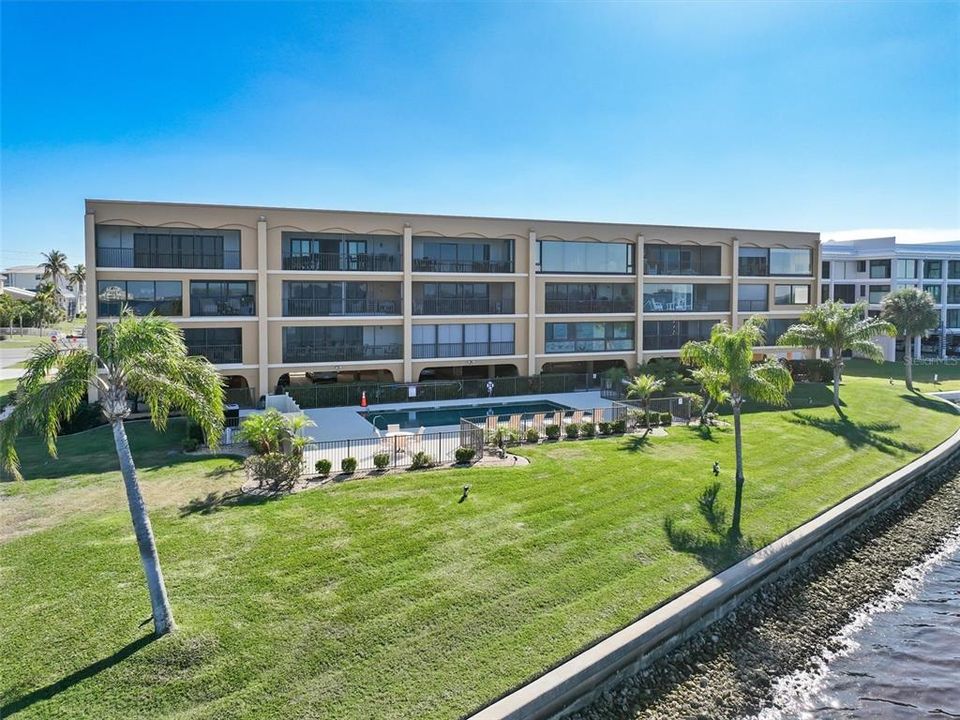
468;402;960;720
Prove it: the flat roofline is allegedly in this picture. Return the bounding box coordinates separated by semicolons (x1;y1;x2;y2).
85;198;819;237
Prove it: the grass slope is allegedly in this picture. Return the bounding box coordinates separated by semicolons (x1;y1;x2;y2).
1;376;957;720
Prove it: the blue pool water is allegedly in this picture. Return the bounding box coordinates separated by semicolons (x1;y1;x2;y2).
361;400;570;430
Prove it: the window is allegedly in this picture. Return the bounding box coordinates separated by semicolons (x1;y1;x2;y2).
948;309;960;328
538;240;635;274
95;226;240;269
415;282;514;314
642;283;730;312
190;281;255;316
948;285;960;305
924;260;943;279
774;284;810;306
412;323;515;358
642;319;715;351
770;248;812;276
896;259;918;279
821;285;830;303
183;327;243;364
923;284;942;303
544;322;634;353
738;284;768;312
949;261;960;280
97;280;182;316
281;232;402;271
869;260;891;279
764;318;800;345
738;247;768;276
282;326;402;363
821;261;830;279
544;283;635;313
281;281;400;316
415;238;513;273
856;261;867;273
868;285;890;304
643;244;722;276
833;284;856;303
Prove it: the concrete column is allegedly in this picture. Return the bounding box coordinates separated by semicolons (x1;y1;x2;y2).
527;230;537;375
257;216;269;397
731;237;740;329
635;234;644;368
85;210;98;403
402;225;413;383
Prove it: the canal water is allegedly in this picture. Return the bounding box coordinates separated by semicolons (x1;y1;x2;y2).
755;526;960;719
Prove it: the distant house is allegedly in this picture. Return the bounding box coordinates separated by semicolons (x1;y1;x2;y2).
1;264;78;316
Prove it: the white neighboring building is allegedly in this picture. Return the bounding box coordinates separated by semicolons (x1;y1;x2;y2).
1;265;78;316
820;236;960;360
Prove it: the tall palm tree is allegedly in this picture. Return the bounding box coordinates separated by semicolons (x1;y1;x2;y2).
0;311;225;635
680;317;794;539
31;281;64;327
40;249;70;308
68;263;86;316
778;301;894;413
880;287;940;391
625;373;665;432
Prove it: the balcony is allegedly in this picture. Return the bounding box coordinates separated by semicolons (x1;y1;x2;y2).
281;252;401;272
545;298;635;314
282;344;403;364
282;298;401;317
95;247;239;270
411;257;513;273
737;299;768;312
412;341;516;359
187;344;243;364
413;297;515;315
544;338;634;353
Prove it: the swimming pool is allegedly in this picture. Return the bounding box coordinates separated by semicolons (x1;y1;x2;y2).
361;400;570;430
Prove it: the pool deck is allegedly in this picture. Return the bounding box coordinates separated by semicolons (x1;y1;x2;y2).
302;391;613;442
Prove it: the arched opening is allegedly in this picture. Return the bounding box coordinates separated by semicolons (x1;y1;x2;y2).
417;363;518;382
276;368;395;393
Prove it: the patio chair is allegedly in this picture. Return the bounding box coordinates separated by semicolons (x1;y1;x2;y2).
530;412;547;433
485;415;499;434
508;414;523;433
571;410;585;425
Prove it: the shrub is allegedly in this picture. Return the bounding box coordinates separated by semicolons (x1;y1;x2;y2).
58;401;106;435
565;423;580;439
580;421;596;437
315;458;332;476
182;437;199;452
545;424;561;440
486;427;521;446
525;426;540;444
661;412;673;426
597;421;610;435
410;451;433;470
341;456;358;474
245;452;303;491
611;419;626;434
373;452;390;470
455;446;476;464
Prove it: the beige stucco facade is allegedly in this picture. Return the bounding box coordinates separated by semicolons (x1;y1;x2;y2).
85;200;820;401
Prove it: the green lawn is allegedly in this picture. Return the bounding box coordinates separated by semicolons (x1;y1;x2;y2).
843;357;960;392
2;376;958;719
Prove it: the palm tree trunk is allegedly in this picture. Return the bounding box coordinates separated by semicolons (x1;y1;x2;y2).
730;402;744;540
904;334;914;391
832;355;842;412
112;419;176;635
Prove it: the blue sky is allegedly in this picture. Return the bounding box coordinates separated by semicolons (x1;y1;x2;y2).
2;1;958;266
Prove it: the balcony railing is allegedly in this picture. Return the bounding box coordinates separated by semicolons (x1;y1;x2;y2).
545;298;635;314
413;298;515;315
737;299;768;312
544;339;634;353
283;343;402;364
187;344;243;364
281;252;401;272
411;341;516;359
282;298;401;317
643;298;730;312
412;258;514;273
95;247;238;269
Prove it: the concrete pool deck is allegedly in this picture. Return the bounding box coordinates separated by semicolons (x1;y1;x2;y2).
301;391;614;442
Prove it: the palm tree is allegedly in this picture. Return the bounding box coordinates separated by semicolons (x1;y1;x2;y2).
40;249;70;308
0;310;225;635
68;263;86;316
680;317;794;539
778;301;894;413
625;373;665;432
880;288;940;392
31;282;64;327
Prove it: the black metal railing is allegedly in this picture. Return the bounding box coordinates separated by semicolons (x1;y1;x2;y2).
413;298;515;315
281;252;401;272
187;344;243;364
283;372;602;409
642;298;729;312
544;339;634;353
282;298;401;317
412;258;514;273
301;426;483;474
95;247;238;269
737;299;768;312
224;386;257;409
282;343;403;364
544;298;635;314
411;341;515;359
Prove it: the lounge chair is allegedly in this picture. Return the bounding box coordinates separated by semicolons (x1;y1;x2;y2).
529;412;547;433
571;410;585;425
387;423;401;434
508;414;523;433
